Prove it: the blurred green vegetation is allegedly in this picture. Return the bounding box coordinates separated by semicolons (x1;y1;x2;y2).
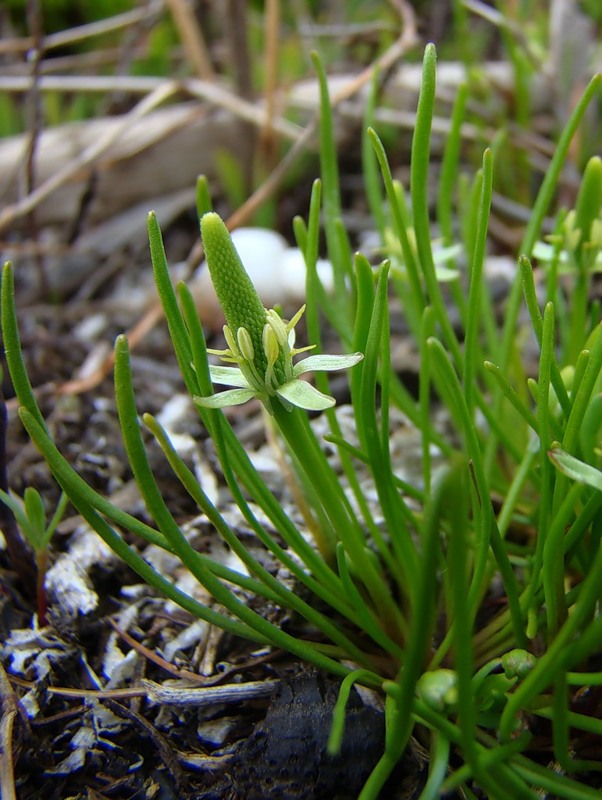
4;0;134;34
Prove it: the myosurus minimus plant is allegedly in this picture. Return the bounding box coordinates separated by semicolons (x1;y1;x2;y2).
2;45;602;798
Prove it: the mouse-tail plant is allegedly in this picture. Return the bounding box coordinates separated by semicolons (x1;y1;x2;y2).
2;42;602;800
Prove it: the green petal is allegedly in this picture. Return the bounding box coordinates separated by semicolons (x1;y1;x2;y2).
276;379;335;410
208;365;250;388
194;388;256;409
293;352;363;377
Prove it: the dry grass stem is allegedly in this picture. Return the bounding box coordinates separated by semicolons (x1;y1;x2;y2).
165;0;215;80
0;1;165;58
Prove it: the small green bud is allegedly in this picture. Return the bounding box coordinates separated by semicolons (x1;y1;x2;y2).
417;669;458;712
590;218;602;249
562;210;582;253
237;327;255;362
501;649;536;680
574;156;602;270
263;324;280;391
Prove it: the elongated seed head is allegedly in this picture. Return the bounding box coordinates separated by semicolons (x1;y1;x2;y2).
200;213;268;367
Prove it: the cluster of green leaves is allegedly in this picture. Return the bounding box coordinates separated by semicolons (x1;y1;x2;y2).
3;42;602;799
0;485;67;624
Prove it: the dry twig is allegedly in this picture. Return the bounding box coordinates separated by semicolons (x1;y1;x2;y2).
165;0;214;80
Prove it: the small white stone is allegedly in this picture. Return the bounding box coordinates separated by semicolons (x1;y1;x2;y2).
192;227;334;329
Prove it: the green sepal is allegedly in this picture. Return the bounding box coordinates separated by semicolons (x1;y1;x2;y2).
548;447;602;492
194;388;256;409
276;379;335;411
208;365;250;387
293;352;363;376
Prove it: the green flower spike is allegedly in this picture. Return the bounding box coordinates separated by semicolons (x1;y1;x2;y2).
195;212;363;414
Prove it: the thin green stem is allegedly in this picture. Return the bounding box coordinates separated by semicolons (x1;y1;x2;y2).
368;128;425;326
362;69;386;241
446;460;480;783
143;412;380;663
354;262;417;591
411;44;461;367
272;401;406;644
18;408;264;642
310;50;351;319
499;73;602;373
114;335;360;676
519;256;571;417
464;148;493;416
1;263;46;431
